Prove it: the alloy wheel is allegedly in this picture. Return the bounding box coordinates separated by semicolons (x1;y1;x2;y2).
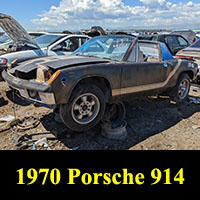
71;93;100;125
178;79;190;100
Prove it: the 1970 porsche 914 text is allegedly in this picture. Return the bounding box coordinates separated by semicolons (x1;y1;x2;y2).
2;35;198;131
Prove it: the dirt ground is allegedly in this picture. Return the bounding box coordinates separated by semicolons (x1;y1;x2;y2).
0;81;200;150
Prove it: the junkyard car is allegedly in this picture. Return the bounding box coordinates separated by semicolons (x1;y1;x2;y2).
176;39;200;83
2;35;198;132
137;34;190;55
171;29;196;44
0;13;89;73
0;31;49;52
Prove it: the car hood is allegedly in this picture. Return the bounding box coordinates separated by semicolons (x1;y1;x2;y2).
9;55;111;74
0;13;39;48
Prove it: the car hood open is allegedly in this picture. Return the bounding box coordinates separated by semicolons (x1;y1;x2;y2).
0;13;39;48
9;55;111;74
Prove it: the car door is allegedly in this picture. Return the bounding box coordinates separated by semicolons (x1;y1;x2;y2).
48;36;88;56
121;42;170;95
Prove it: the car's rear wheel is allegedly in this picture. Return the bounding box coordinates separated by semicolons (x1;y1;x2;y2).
60;84;106;132
170;73;190;102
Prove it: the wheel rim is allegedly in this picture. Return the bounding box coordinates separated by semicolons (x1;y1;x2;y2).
71;93;100;125
178;79;190;100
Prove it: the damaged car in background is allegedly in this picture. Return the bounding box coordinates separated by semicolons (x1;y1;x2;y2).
0;32;48;55
176;38;200;84
137;33;190;56
171;29;196;44
2;35;198;132
0;13;89;75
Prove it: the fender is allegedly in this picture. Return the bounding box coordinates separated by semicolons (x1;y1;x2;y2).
67;74;113;103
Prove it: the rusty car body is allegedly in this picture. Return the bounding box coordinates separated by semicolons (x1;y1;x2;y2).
2;35;198;132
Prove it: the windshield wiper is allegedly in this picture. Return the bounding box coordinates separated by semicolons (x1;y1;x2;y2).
75;54;99;58
101;57;120;62
74;54;119;62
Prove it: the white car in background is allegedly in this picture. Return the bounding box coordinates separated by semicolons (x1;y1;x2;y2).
0;13;89;72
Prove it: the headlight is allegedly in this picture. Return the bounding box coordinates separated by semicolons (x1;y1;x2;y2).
36;64;53;83
0;58;8;65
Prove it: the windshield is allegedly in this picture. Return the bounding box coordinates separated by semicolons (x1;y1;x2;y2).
0;34;11;43
34;34;63;48
190;39;200;48
73;35;136;61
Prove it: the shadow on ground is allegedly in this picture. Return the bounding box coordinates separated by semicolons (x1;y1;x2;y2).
40;96;200;150
6;90;32;106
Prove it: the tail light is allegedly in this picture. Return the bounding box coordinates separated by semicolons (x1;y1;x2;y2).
175;55;194;61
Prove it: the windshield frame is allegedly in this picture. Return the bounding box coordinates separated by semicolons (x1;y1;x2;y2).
73;35;136;62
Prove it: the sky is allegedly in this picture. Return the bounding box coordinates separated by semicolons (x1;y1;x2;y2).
0;0;200;31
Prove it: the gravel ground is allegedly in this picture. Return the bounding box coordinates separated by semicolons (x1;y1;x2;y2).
0;81;200;150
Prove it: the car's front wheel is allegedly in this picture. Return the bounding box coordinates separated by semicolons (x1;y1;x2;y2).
60;84;106;132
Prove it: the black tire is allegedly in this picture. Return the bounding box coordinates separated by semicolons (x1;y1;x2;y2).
60;84;106;132
102;102;126;128
169;73;191;103
196;75;200;85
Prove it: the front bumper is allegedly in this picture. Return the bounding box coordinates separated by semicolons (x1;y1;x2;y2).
2;70;56;105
